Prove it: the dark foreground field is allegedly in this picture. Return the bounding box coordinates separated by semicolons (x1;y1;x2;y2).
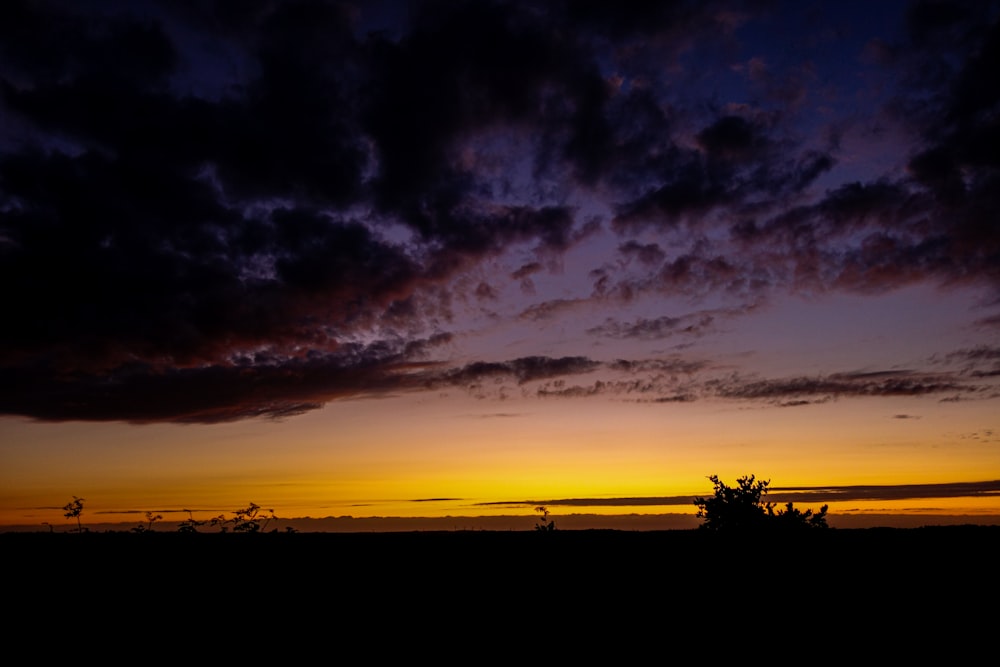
7;526;997;656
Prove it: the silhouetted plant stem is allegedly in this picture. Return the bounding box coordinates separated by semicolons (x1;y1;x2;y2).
62;496;85;534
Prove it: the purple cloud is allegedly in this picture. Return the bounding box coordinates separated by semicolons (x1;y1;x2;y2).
1;0;998;423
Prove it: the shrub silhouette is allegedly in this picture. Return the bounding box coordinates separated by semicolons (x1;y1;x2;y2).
177;509;206;533
534;505;555;532
209;513;231;533
694;474;828;531
132;511;163;533
62;496;85;533
770;500;829;530
50;498;289;534
231;502;276;532
204;502;278;533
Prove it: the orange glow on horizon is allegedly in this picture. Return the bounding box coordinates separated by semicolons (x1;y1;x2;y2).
3;380;998;530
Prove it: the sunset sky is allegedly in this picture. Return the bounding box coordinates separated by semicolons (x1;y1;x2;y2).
1;0;999;531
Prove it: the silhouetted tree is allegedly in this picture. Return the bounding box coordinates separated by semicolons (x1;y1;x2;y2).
694;475;828;531
62;496;85;533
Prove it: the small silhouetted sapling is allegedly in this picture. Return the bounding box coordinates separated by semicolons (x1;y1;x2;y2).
132;511;163;533
62;496;85;533
534;505;555;532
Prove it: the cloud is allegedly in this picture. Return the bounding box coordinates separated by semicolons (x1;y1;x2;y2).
0;331;990;421
611;109;837;235
618;240;666;266
523;363;992;406
534;357;705;401
469;412;524;419
974;313;1000;329
517;298;587;322
708;370;975;405
429;354;710;402
1;1;999;424
442;356;601;388
945;346;1000;363
479;480;1000;508
0;335;453;423
936;346;1000;378
587;312;716;340
511;262;543;280
959;429;999;443
480;480;1000;508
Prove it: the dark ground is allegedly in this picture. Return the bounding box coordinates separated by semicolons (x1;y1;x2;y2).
6;526;997;658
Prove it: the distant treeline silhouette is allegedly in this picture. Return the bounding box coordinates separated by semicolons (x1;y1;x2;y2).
55;498;297;534
52;475;829;534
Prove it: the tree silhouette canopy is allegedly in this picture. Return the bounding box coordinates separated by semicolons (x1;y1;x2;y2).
694;474;829;531
62;496;85;533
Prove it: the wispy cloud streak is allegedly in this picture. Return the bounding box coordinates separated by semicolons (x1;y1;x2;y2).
481;480;1000;508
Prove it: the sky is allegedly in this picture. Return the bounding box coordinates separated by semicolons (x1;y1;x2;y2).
1;0;999;531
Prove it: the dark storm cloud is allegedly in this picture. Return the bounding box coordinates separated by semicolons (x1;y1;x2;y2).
606;0;1000;302
611;111;837;234
697;115;767;162
0;0;607;421
358;0;685;206
0;334;450;424
729;177;984;295
0;3;177;89
2;0;999;423
594;249;770;303
0;184;420;371
0;1;369;205
728;0;1000;296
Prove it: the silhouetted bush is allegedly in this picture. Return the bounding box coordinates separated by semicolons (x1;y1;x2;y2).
131;511;163;533
694;474;828;531
201;502;278;533
231;502;277;532
177;509;206;533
